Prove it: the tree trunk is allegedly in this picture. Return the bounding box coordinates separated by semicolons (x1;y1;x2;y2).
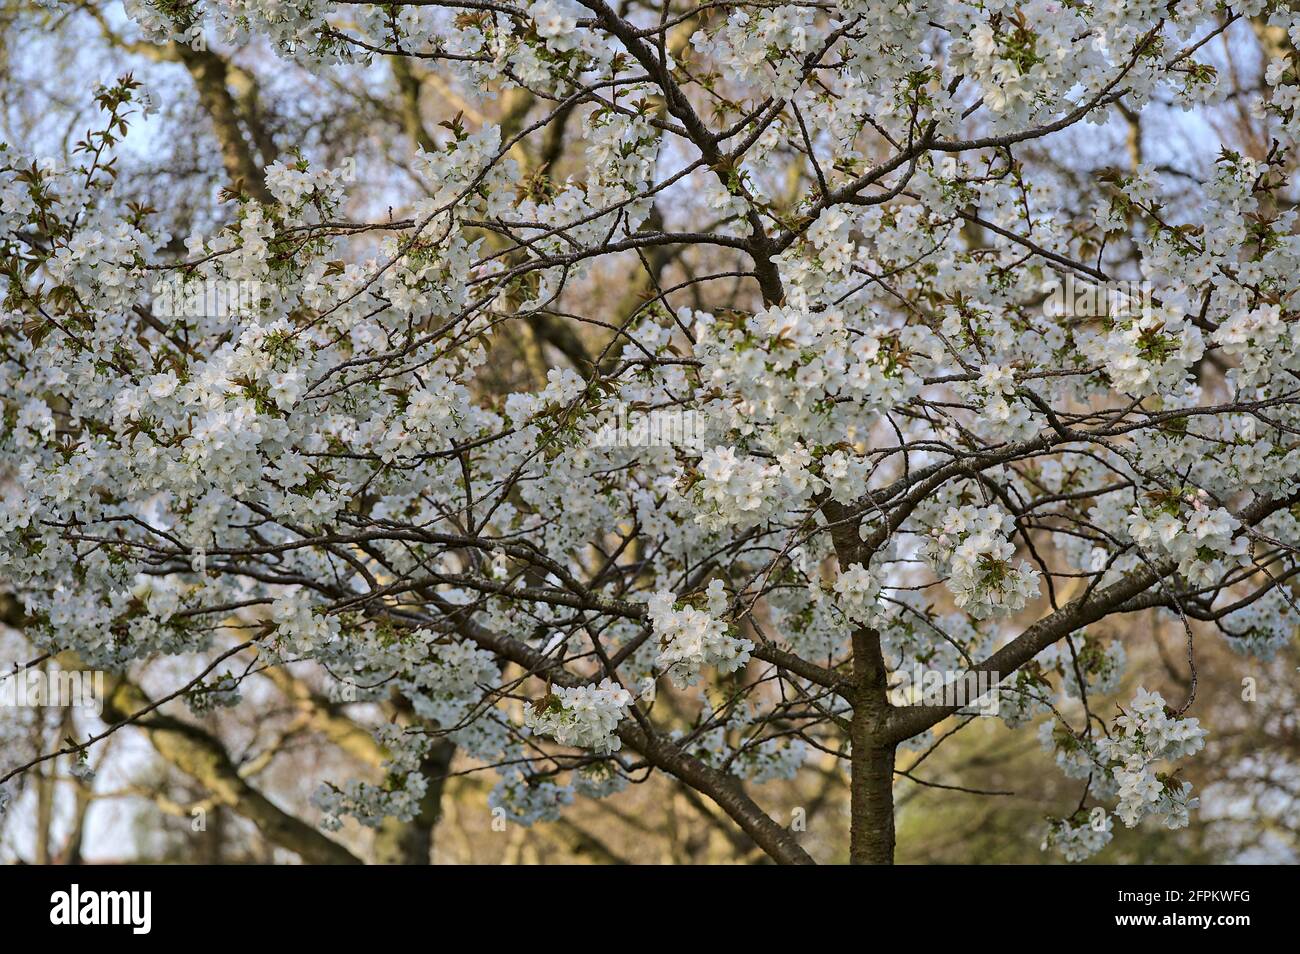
373;739;454;864
850;734;896;864
849;626;895;865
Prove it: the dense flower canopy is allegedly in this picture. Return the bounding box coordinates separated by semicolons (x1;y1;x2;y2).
2;0;1300;864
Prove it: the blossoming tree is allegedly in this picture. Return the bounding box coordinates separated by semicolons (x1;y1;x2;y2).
2;0;1299;864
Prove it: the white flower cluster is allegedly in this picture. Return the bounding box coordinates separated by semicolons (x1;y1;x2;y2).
264;156;354;216
312;724;434;830
268;589;341;659
527;0;609;60
489;771;575;826
695;445;782;530
1043;812;1114;862
951;0;1095;125
1038;721;1103;782
401;636;495;712
961;363;1035;441
1127;492;1249;586
647;582;754;687
524;678;632;754
1217;587;1298;660
573;763;628;800
689;303;931;513
689;6;819;99
832;562;884;626
1078;306;1205;397
1097;688;1207;829
920;505;1041;619
1212;303;1299;389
